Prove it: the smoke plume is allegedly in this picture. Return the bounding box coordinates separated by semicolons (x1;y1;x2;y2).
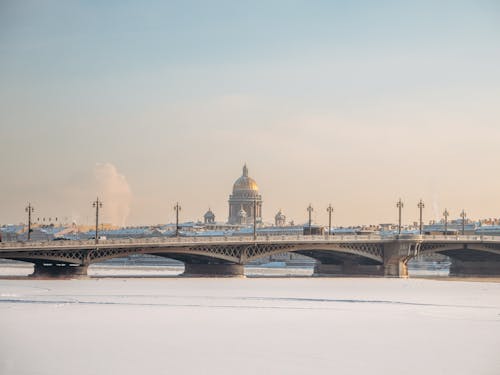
94;163;132;226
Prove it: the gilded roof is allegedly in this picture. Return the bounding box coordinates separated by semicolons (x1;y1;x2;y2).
233;164;259;192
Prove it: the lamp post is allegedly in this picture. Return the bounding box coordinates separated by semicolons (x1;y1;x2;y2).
253;196;257;240
443;209;449;236
92;197;102;245
460;209;467;235
396;198;404;235
327;204;334;237
418;199;425;235
25;203;34;241
174;202;181;237
307;204;313;235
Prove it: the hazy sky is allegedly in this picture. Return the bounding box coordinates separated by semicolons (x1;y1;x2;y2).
1;1;499;227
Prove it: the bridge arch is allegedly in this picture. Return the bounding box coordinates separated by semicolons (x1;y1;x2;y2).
87;245;242;265
418;242;500;276
244;243;384;264
419;243;500;260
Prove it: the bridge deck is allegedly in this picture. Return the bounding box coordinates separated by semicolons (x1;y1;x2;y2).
1;234;499;252
2;235;500;278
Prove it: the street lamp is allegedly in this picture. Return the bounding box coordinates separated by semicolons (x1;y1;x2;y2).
253;196;257;241
25;203;34;241
443;209;449;235
326;204;334;237
174;202;181;237
460;209;467;235
307;204;313;235
92;197;103;245
417;199;425;235
396;198;404;235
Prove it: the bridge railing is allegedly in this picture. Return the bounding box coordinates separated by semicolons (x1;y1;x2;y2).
0;233;498;250
0;233;385;249
423;235;496;241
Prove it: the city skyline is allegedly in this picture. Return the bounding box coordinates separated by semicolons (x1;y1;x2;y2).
1;1;500;226
2;162;498;228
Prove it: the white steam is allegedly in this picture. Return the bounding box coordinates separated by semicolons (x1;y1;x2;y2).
94;163;132;226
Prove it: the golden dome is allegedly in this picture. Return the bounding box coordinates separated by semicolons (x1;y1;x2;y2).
233;164;259;192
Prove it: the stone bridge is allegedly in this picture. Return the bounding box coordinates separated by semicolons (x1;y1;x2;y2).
1;234;500;278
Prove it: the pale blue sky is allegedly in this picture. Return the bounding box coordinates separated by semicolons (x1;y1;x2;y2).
1;1;499;226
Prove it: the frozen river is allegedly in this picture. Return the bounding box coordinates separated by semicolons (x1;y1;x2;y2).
1;269;499;374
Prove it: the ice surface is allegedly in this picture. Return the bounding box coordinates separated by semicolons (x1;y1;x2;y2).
1;272;500;375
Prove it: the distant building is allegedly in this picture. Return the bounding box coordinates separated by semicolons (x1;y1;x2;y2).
275;210;286;226
18;227;55;242
476;225;500;236
228;164;262;225
423;221;476;235
0;225;24;242
203;209;215;224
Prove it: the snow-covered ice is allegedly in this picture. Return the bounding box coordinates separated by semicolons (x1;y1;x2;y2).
1;273;499;374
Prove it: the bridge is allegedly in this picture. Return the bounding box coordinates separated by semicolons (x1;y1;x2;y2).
1;234;500;278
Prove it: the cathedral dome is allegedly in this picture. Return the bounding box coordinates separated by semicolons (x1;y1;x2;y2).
203;208;215;224
204;209;215;219
228;164;262;225
233;164;258;192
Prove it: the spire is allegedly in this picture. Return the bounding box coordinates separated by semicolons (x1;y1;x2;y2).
242;163;248;177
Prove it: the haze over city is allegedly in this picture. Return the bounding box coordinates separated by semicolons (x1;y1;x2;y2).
1;1;499;227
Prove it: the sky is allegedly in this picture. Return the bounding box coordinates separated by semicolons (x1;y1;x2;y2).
1;0;499;227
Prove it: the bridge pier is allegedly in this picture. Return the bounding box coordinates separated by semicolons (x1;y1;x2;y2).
31;263;88;278
314;262;383;277
382;241;417;278
383;259;409;278
449;259;500;277
183;263;244;277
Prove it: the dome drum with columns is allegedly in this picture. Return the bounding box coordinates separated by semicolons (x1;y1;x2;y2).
203;209;215;224
228;165;262;225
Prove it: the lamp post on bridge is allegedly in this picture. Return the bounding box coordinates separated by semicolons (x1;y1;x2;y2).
418;199;425;235
253;196;257;241
92;197;103;245
174;202;181;237
25;203;34;241
443;209;449;236
396;198;404;235
327;204;334;237
460;209;467;235
307;204;313;235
